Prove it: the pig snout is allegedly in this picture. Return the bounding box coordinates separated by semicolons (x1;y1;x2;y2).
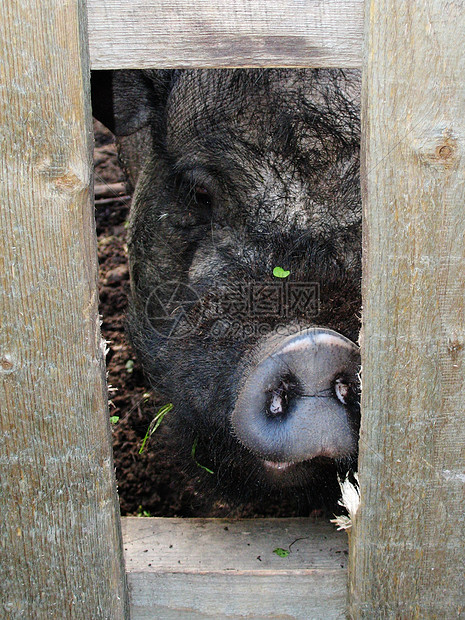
231;328;360;468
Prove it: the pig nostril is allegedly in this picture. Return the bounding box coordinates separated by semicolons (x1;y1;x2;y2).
266;375;298;419
268;390;287;417
334;375;357;405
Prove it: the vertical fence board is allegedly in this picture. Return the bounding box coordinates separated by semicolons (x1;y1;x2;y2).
0;0;128;617
350;0;465;616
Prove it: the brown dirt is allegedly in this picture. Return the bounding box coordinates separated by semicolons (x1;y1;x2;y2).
94;120;310;518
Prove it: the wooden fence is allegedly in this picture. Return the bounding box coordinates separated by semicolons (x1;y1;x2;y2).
1;0;464;618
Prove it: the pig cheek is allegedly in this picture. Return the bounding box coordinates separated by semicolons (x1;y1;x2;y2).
162;343;244;427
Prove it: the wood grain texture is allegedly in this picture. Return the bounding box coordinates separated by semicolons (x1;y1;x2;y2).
87;0;363;69
0;1;128;617
122;517;348;619
350;0;465;617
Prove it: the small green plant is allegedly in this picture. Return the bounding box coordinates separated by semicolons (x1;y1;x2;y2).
139;403;173;455
109;416;120;424
125;359;134;373
191;437;214;474
273;266;290;278
273;548;290;558
273;536;308;558
136;505;152;517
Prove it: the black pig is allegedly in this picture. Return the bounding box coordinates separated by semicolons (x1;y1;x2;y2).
92;69;362;511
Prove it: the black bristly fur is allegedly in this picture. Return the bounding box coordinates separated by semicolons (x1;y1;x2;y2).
99;69;362;512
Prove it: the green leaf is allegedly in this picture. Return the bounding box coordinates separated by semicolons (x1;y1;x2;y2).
125;359;134;373
139;403;173;455
136;505;152;517
273;266;290;278
273;548;290;558
191;437;214;474
109;416;120;424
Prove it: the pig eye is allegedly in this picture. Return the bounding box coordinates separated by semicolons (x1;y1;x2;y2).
193;185;213;209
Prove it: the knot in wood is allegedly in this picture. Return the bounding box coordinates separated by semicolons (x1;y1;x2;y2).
0;355;15;372
436;144;454;160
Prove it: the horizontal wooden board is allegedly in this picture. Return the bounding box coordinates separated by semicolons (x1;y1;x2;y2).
122;517;348;619
87;0;363;69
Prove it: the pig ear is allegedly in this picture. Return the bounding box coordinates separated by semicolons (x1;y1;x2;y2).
91;70;174;136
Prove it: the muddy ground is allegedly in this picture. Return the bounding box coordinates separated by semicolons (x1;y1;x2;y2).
94;120;311;518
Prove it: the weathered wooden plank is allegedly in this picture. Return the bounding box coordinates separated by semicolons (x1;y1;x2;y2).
87;0;363;69
0;0;128;617
122;517;348;619
350;0;465;617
